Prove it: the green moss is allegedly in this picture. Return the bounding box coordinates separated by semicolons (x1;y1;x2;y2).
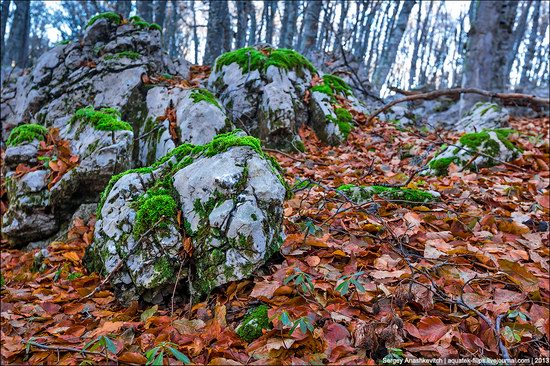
310;84;333;95
70;106;132;132
236;305;271;342
153;257;174;280
131;17;163;33
458;129;521;157
337;184;438;205
129;15;143;22
190;89;222;110
86;11;122;28
56;39;71;46
149;23;162;32
334;108;353;138
322;74;352;96
6;124;48;146
428;157;460;176
215;47;316;74
104;51;141;61
133;188;177;239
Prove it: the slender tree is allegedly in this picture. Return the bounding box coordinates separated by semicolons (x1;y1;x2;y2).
114;0;132;18
137;0;153;22
299;0;323;55
520;0;541;86
203;0;230;65
1;0;11;53
3;0;30;67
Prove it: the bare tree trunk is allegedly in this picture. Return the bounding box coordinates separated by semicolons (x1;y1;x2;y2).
519;0;541;86
462;0;519;106
319;1;334;52
334;0;349;50
3;0;30;67
408;1;423;87
279;0;298;48
299;0;322;56
137;1;153;22
114;0;131;18
504;0;532;80
248;2;257;45
371;0;415;91
236;1;249;48
1;0;11;56
190;0;199;63
204;0;230;65
155;0;167;30
265;0;277;44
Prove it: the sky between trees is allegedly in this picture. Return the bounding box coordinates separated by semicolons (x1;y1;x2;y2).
1;0;549;96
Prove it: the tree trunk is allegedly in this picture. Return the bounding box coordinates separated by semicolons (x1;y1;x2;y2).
190;0;199;63
236;1;248;48
114;0;131;18
265;0;277;44
299;0;323;56
204;0;230;65
461;0;519;106
155;0;167;30
137;1;153;22
334;0;349;50
519;0;541;86
504;0;532;80
408;1;423;87
248;2;257;45
1;0;11;56
3;0;30;67
279;0;299;48
371;0;415;91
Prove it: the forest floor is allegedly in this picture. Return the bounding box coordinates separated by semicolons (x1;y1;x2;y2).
1;115;549;365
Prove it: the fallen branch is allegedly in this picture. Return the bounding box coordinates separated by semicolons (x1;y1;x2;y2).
25;340;117;362
368;88;550;123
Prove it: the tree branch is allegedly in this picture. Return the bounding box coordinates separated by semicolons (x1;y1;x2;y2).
368;87;550;123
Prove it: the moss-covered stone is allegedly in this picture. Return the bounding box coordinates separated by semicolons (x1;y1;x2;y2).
70;106;133;132
236;304;271;342
190;89;222;110
333;108;353;138
311;74;352;100
130;16;162;32
6;124;48;146
86;11;122;28
215;47;316;74
104;51;141;61
337;184;438;205
428;157;460;176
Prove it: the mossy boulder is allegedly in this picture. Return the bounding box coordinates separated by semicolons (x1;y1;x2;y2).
6;124;48;146
424;129;522;176
84;131;286;304
456;102;509;132
337;184;439;205
208;45;368;150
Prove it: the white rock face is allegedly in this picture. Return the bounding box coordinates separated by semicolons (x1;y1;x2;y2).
85;134;286;304
424;129;521;176
139;87;231;165
456;102;509;132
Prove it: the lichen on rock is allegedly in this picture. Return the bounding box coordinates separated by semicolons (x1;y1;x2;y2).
85;130;286;303
424;129;522;176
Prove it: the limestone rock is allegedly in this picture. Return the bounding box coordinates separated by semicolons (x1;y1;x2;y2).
424;129;522;176
84;131;286;304
208;46;368;149
455;102;509;132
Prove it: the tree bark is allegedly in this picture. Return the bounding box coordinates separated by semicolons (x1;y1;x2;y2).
3;0;30;67
504;0;532;80
279;0;299;48
204;0;230;65
236;1;249;48
461;0;519;106
248;2;257;45
264;0;277;44
114;0;131;18
334;0;349;50
371;0;415;91
190;0;199;63
299;0;323;56
519;0;541;86
1;0;11;55
155;0;168;30
137;0;153;22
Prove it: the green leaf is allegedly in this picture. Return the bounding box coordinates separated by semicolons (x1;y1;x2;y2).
152;350;164;366
280;311;291;326
141;305;158;323
146;347;160;362
83;338;98;351
103;336;116;354
299;319;307;334
168;347;190;364
289;322;299;335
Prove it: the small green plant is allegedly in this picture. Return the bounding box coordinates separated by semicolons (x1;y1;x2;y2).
507;309;528;321
6;124;48;146
67;272;83;281
335;271;365;296
382;348;404;363
284;268;314;294
83;335;117;361
289;316;315;336
502;325;523;343
145;341;190;365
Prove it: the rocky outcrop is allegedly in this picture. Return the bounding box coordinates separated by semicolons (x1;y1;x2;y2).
455;102;509;132
208;46;368;149
2;108;133;245
424;129;522;176
84;131;286;304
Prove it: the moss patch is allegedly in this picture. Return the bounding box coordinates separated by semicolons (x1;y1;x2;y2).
311;74;352;99
337;184;438;205
132;188;177;239
6;124;48;146
428;157;460;176
215;47;316;74
236;305;271;342
86;11;122;28
130;17;162;32
104;51;141;61
70;106;132;132
333;108;353;138
190;89;222;110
